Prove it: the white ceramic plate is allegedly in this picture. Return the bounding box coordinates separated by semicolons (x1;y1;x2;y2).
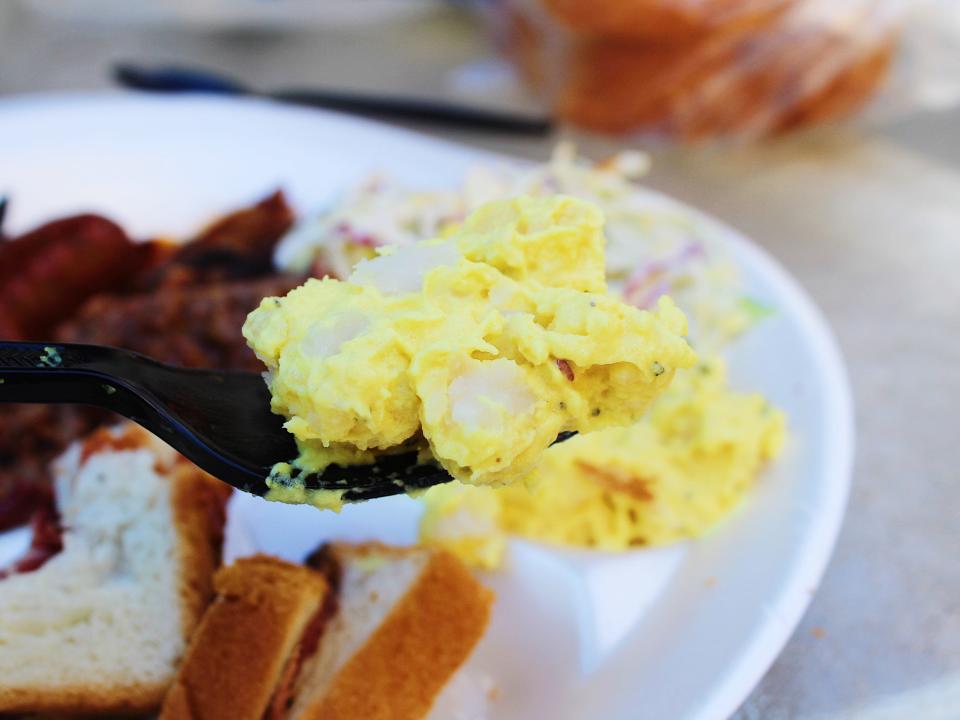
0;94;853;720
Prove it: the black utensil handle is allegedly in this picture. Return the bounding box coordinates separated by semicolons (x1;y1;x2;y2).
113;62;554;136
0;341;137;408
113;63;248;94
0;195;8;236
273;90;553;135
0;341;102;371
0;341;272;494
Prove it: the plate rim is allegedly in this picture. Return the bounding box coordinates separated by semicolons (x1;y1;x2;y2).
665;196;855;720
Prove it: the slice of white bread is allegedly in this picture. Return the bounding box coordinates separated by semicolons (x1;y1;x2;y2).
161;555;331;720
287;542;494;720
0;423;231;715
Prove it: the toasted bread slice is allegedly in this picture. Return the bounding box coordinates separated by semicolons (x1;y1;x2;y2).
161;555;330;720
0;424;230;715
291;543;494;720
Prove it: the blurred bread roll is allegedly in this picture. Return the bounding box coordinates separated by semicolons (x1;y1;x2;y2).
499;0;898;138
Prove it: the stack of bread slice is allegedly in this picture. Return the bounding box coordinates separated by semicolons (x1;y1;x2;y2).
0;422;494;719
163;543;494;720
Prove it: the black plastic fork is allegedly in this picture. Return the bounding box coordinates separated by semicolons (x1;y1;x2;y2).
0;341;454;502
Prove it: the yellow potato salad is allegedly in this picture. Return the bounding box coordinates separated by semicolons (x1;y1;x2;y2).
244;195;696;503
419;357;786;567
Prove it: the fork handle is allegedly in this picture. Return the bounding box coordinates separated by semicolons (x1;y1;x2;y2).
0;341;107;370
0;340;196;462
0;341;138;410
0;341;277;495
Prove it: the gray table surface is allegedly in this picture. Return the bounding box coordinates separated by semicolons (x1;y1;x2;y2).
1;4;957;718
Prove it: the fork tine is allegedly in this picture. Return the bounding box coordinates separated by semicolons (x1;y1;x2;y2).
302;454;448;494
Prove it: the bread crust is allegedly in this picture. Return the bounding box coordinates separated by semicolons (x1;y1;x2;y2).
171;462;233;640
0;681;175;716
298;545;493;720
160;555;328;720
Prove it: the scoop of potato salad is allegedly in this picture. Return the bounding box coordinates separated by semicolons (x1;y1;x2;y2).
420;357;785;567
243;195;695;499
